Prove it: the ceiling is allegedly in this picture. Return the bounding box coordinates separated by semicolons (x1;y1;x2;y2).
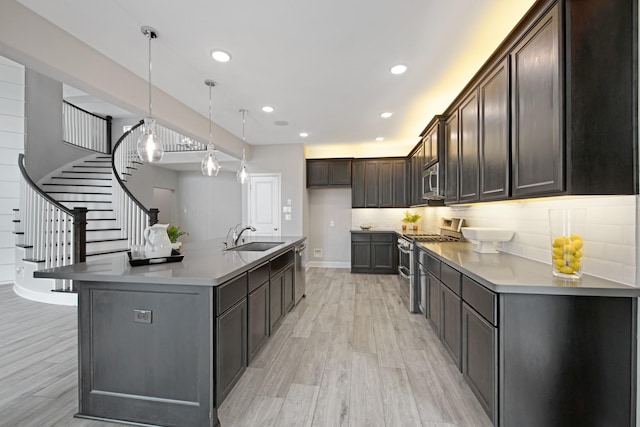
18;0;536;157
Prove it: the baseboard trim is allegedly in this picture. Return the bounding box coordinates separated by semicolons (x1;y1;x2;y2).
306;261;350;269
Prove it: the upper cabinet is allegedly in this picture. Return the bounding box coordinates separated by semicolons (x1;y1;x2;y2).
479;59;509;201
352;158;407;208
442;0;637;204
306;159;352;188
510;4;562;197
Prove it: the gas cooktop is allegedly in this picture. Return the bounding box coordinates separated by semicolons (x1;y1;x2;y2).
403;233;461;242
402;217;465;243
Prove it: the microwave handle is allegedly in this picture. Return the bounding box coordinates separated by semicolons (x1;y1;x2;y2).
429;170;438;192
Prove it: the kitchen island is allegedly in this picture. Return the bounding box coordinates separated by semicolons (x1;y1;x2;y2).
416;241;639;426
35;236;306;427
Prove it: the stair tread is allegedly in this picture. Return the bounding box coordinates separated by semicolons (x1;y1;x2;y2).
87;228;121;232
58;200;112;203
87;248;129;257
87;238;128;243
73;165;111;168
51;289;77;294
87;218;116;221
52;176;111;180
13;231;24;235
61;171;111;174
16;244;33;248
43;183;112;188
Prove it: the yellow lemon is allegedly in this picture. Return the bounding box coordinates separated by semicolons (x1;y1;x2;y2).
553;247;564;257
575;250;583;259
552;237;565;248
571;239;583;250
554;258;566;268
559;266;574;274
570;260;581;270
570;233;582;241
563;244;576;255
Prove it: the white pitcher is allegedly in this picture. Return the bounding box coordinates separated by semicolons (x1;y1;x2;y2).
143;223;172;258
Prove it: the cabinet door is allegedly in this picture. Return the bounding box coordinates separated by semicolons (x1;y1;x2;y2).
392;160;408;207
423;134;433;167
444;112;459;204
269;272;284;331
248;282;269;363
351;241;371;271
378;161;394;208
428;274;441;333
479;59;509;201
216;298;247;406
462;303;497;423
283;264;295;313
459;89;480;203
511;4;562;197
352;161;365;208
306;160;329;187
372;243;393;272
441;284;462;370
364;161;379;207
328;160;351;186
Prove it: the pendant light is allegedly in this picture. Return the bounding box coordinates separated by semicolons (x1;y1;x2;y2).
237;109;251;185
202;80;221;176
137;26;164;163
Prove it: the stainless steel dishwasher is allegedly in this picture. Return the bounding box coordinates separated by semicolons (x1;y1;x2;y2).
294;241;306;304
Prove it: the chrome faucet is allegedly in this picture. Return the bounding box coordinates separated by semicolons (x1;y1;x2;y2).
233;225;256;245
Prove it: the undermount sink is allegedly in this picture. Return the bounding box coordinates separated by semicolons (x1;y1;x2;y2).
226;241;284;252
461;227;514;254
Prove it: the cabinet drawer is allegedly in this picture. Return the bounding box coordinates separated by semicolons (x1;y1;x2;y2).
462;276;497;326
270;249;295;275
372;233;393;243
351;233;371;242
217;273;248;316
426;254;440;278
248;262;269;293
440;262;461;296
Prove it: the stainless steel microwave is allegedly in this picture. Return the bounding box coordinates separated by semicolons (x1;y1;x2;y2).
422;163;442;200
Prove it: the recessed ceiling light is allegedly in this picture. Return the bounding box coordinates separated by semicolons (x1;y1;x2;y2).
262;106;275;113
390;64;407;75
380;112;393;119
299;132;309;138
376;137;384;141
210;50;231;63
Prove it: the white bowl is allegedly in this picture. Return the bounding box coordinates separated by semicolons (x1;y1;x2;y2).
461;227;514;253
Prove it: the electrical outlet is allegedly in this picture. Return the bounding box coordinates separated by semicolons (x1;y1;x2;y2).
133;309;152;324
329;220;335;227
314;248;323;258
285;214;292;221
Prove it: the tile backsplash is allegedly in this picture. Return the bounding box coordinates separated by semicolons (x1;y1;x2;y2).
353;196;638;285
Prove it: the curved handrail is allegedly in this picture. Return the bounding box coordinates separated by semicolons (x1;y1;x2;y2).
110;119;151;217
62;100;108;120
18;153;74;217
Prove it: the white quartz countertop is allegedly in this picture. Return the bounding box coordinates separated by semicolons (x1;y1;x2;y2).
417;241;640;297
34;236;306;287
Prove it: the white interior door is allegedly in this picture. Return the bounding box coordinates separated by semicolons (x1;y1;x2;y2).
248;174;281;236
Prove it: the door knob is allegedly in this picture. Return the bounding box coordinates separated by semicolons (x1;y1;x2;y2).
274;228;278;231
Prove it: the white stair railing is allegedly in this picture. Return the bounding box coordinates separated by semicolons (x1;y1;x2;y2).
18;154;86;291
62;100;111;154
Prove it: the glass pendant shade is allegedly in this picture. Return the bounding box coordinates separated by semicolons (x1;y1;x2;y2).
237;162;250;184
201;144;220;176
137;117;164;162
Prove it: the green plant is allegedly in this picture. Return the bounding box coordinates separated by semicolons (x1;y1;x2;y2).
402;210;422;223
166;225;188;243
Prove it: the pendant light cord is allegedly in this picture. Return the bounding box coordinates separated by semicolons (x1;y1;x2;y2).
148;33;153;117
208;84;213;150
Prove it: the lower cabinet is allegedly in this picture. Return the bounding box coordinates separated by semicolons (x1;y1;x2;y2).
440;284;462;370
283;263;295;313
350;232;398;274
462;302;497;423
216;298;247;406
248;281;269;363
427;272;441;334
270;270;284;331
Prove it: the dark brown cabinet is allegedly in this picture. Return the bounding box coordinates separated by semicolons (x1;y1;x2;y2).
216;298;247;406
306;158;352;188
247;281;269;363
350;232;397;274
511;4;562;197
462;302;497;423
269;271;284;331
479;59;509;201
458;90;480;203
283;263;295;313
427;273;440;334
352;159;407;208
409;144;424;206
444;112;459;204
441;283;462;370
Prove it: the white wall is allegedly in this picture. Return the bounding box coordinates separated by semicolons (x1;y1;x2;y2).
307;189;352;268
177;170;242;242
0;55;24;284
125;163;178;209
243;144;305;236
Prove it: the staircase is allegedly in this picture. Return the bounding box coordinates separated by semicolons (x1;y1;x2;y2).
41;154;129;259
14;153;130;306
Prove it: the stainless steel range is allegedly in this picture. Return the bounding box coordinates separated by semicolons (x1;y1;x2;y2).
398;217;464;313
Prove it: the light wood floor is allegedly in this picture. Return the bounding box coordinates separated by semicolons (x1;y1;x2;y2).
0;269;492;427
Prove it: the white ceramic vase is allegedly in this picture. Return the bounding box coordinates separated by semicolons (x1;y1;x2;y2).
143;223;172;258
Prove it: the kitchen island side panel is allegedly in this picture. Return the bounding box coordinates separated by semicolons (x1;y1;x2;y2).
500;294;636;427
78;281;217;427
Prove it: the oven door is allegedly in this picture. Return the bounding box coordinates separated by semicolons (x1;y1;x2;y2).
397;243;412;279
